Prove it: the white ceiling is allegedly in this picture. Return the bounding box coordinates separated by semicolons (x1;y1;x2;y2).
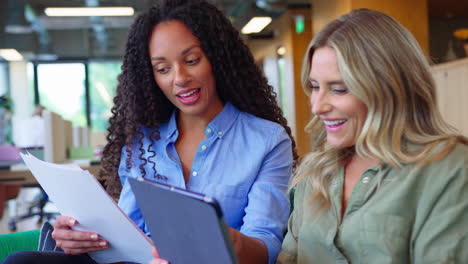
0;0;311;59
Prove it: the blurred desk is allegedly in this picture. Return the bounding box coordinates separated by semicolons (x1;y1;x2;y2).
0;159;101;185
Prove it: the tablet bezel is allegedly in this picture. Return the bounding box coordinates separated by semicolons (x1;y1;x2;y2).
128;177;239;264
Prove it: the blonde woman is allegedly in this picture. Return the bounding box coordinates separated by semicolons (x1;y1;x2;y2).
277;9;468;264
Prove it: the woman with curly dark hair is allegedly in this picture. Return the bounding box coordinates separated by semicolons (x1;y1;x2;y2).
2;1;297;264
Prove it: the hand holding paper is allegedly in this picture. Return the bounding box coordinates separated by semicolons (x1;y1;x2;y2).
20;153;153;264
52;215;109;255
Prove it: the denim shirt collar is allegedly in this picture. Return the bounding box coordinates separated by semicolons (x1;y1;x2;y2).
165;102;240;142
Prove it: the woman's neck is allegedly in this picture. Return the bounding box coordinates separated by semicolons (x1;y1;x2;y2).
176;104;224;135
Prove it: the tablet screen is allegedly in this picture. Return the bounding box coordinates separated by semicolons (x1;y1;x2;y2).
129;177;238;264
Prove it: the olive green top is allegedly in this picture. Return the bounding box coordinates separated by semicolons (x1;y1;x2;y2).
277;143;468;264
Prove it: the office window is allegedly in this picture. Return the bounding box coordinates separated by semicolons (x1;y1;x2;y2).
27;63;35;107
277;57;287;111
0;63;8;96
37;63;87;126
0;63;10;144
88;61;121;131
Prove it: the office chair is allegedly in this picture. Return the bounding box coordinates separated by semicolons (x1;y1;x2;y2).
8;186;59;231
3;147;59;231
7;147;96;231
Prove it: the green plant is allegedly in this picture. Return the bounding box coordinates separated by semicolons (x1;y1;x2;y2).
0;94;12;111
0;94;13;144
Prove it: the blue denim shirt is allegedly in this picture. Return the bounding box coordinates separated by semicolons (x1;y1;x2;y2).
118;102;293;263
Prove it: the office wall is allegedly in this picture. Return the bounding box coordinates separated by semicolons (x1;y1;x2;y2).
432;57;468;136
311;0;351;35
249;9;312;157
311;0;429;55
249;12;296;138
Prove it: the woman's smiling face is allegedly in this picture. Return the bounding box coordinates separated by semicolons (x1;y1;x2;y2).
309;46;368;149
149;20;223;120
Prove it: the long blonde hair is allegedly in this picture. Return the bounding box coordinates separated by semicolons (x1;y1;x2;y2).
293;8;468;213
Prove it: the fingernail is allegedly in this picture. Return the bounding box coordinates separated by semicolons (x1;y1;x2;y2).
99;241;107;247
90;234;98;240
69;219;75;225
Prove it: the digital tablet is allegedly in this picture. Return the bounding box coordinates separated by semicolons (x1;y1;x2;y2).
128;177;238;264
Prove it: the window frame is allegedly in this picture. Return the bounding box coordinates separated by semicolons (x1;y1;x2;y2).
33;58;121;129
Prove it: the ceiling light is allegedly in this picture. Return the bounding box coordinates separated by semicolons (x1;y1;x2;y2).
241;17;272;34
0;49;24;61
44;7;134;17
277;46;286;56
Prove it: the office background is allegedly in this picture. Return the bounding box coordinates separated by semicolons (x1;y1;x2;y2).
1;0;467;157
0;0;467;235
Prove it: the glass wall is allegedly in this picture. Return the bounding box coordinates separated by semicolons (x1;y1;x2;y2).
88;61;121;131
0;62;11;144
34;60;121;131
27;63;36;108
0;63;8;96
277;57;287;111
37;63;87;126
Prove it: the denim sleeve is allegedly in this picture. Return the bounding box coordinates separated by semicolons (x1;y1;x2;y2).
239;127;293;264
116;148;150;237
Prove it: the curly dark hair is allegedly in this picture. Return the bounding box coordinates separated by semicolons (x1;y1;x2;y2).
100;0;298;199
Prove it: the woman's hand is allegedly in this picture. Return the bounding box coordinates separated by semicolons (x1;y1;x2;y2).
149;247;169;264
227;227;268;264
227;227;243;253
51;216;109;254
146;228;267;264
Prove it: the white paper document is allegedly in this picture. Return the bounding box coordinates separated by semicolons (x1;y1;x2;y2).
20;153;153;264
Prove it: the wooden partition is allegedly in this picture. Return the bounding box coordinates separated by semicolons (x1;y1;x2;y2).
311;0;429;55
431;57;468;136
43;110;67;163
